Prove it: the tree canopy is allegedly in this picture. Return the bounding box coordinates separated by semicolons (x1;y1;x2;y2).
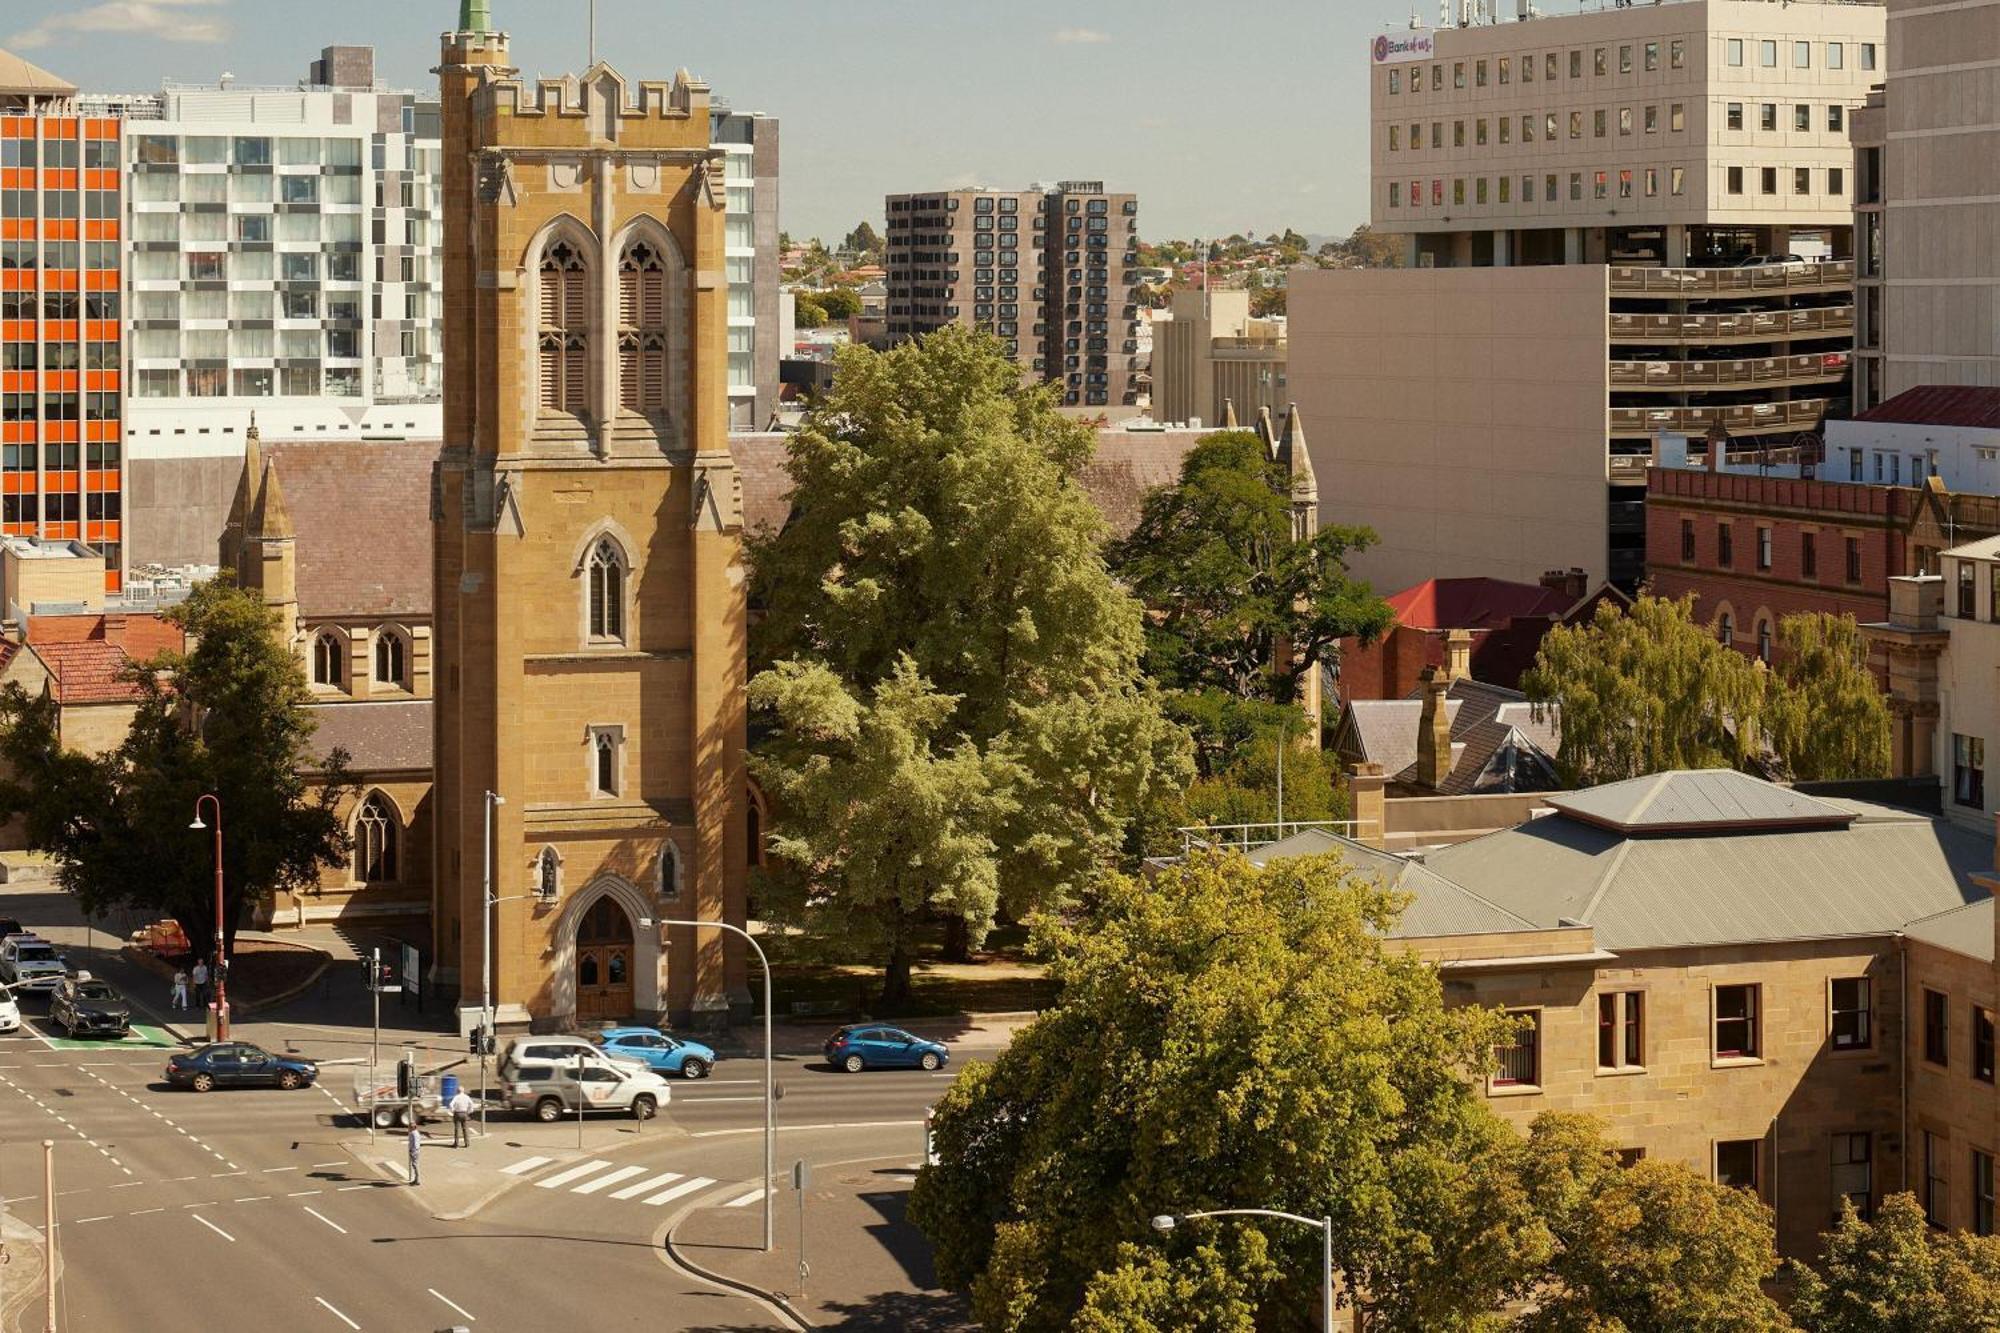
748;326;1190;1003
0;581;350;957
1791;1194;2000;1333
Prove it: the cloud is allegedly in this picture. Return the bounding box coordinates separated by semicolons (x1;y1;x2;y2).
10;0;228;50
1051;27;1111;45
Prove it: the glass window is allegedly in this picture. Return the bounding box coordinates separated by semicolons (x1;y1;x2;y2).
1795;167;1811;196
1644;41;1657;71
1833;1133;1872;1222
1926;1131;1948;1226
1454;61;1465;88
1475;59;1487;86
1761;167;1778;195
1619;107;1632;135
1494;1010;1540;1087
1569;172;1581;201
1795;40;1811;68
1728;103;1744;131
1715;984;1760;1058
1727;38;1744;67
1645;105;1657;133
1925;988;1950;1065
1795;104;1811;131
1760;40;1777;67
1977;1006;1995;1083
1829;42;1844;69
280;175;318;205
1619;44;1632;74
1717;1140;1761;1193
1955;734;1986;809
1594;109;1607;137
1671;103;1685;132
1568;50;1581;78
232;173;274;204
1598;991;1644;1069
1979;1152;1997;1237
279;137;321;166
1761;103;1778;131
234;137;272;167
1670;38;1685;68
1829;104;1845;132
1594;47;1606;76
1831;978;1871;1050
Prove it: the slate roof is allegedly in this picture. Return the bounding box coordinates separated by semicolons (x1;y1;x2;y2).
263;441;439;619
306;700;433;773
1546;768;1855;833
1387;577;1572;631
1855;385;2000;431
1338;678;1562;796
1246;827;1541;938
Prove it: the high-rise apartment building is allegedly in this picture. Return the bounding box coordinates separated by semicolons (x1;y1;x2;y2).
712;105;781;429
0;52;127;592
884;181;1142;410
1850;0;2000;410
1290;0;1884;591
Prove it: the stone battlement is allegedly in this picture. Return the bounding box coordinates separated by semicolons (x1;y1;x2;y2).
475;65;707;125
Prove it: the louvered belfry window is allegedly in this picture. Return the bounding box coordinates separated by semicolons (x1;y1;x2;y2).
539;238;589;413
617;239;669;413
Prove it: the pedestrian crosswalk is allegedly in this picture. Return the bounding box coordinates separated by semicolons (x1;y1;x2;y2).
501;1155;722;1207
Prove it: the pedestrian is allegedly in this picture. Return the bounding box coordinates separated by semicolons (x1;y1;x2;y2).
190;959;209;1008
171;968;189;1011
406;1123;422;1187
448;1087;477;1147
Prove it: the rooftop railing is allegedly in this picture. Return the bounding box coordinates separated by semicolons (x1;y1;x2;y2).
1609;305;1854;342
1608;351;1849;389
1608;260;1855;295
1608;398;1832;437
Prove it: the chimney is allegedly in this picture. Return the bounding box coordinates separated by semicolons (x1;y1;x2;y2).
1347;761;1387;849
1443;628;1473;683
1416;666;1453;791
1539;567;1587;602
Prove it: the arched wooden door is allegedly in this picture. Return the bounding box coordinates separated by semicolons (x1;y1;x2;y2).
575;897;634;1023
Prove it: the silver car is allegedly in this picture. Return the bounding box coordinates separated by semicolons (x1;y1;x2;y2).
503;1059;671;1122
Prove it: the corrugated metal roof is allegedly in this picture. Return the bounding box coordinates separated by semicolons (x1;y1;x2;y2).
1248;827;1541;938
1855;385;2000;430
1904;898;1994;963
1547;768;1853;833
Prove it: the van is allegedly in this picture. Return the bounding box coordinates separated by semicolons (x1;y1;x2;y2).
503;1059;671;1122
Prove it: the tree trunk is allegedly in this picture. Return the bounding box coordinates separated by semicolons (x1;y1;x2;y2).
879;932;914;1012
940;915;972;965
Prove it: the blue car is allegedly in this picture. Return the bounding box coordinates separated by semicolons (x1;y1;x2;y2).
823;1025;949;1073
594;1026;717;1080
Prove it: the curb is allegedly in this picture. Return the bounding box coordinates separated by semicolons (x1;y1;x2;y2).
662;1209;814;1331
118;942;333;1019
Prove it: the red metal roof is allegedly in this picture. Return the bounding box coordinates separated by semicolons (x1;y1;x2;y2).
1855;386;2000;430
1385;578;1572;631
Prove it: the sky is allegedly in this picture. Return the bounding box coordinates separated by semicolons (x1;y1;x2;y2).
4;0;1416;243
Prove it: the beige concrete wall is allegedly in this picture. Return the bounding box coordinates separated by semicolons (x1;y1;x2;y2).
124;455;239;570
1936;548;2000;834
2;549;105;614
1288;265;1611;589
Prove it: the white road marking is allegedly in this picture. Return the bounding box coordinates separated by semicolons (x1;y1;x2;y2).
640;1176;714;1206
310;1161;347;1170
498;1155;553;1176
314;1296;361;1330
429;1289;476;1322
110;1181;144;1189
191;1213;235;1242
75;1215;111;1224
131;1207;164;1215
287;1190;323;1198
304;1206;347;1234
264;1166;298;1173
535;1159;612;1190
337;1184;375;1192
568;1165;647;1195
233;1196;269;1204
607;1171;681;1200
722;1187;767;1209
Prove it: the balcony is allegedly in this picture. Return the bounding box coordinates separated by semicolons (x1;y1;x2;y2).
1608;306;1854;345
1607;260;1856;296
1608;351;1849;391
1607;398;1832;438
1607;454;1651;484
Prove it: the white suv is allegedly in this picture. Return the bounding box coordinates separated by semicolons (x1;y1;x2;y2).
0;934;66;993
504;1058;672;1122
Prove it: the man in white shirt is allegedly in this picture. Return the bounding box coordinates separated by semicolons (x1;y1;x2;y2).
448;1088;478;1147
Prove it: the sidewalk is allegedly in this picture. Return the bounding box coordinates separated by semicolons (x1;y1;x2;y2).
669;1155;973;1330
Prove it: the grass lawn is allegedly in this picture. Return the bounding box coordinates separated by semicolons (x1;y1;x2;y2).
759;920;1057;1019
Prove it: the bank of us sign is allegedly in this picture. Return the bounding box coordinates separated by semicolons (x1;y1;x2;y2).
1372;32;1435;64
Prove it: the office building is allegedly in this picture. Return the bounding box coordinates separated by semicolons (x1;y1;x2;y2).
884;181;1142;410
1290;0;1884;591
1151;288;1287;428
1850;0;2000;410
0;51;126;592
712;105;781;430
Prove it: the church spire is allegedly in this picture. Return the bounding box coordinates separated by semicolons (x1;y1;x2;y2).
458;0;494;32
250;459;295;541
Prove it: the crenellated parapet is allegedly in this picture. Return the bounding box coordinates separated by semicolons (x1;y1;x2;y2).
475;64;708;131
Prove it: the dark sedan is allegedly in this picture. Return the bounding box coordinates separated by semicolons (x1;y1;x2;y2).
165;1042;318;1092
49;975;130;1038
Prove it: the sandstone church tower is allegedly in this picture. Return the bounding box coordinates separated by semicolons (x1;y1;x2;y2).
430;2;748;1031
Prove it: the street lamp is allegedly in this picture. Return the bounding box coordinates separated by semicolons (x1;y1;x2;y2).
654;916;774;1254
478;790;504;1132
1151;1208;1335;1333
188;793;228;1039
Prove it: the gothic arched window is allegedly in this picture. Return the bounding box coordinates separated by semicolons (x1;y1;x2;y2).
374;629;407;689
594;730;619;797
587;537;625;641
538;237;590;414
312;632;343;687
617;238;669;414
355;795;397;884
1757;618;1773;663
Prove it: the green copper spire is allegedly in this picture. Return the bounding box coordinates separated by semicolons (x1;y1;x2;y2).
458;0;493;32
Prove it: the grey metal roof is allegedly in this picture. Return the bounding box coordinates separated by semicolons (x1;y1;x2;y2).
1248;828;1541;938
1339;679;1561;796
1546;768;1855;833
1905;898;1996;963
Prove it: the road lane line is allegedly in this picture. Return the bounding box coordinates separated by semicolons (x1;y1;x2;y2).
191;1213;236;1242
568;1165;646;1195
264;1166;298;1173
310;1161;347;1169
607;1171;681;1200
131;1207;164;1215
498;1155;553;1176
234;1196;269;1204
287;1190;323;1198
722;1187;767;1209
313;1296;360;1330
75;1215;111;1223
303;1206;347;1234
640;1176;714;1206
337;1184;375;1191
429;1289;476;1322
535;1159;613;1189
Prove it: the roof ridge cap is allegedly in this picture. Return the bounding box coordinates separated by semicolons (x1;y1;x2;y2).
1575;835;1638;925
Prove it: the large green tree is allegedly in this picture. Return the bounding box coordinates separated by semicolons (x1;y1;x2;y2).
907;850;1545;1331
1765;611;1892;781
1791;1193;2000;1332
0;581;351;959
749;326;1190;1003
1110;430;1393;706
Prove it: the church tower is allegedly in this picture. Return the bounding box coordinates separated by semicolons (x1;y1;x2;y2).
430;3;748;1032
1257;403;1323;746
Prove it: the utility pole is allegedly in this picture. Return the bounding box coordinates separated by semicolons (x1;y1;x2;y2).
371;947;382;1069
480;790;503;1133
43;1139;56;1333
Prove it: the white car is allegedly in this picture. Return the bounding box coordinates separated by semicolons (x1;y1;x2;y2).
0;988;21;1034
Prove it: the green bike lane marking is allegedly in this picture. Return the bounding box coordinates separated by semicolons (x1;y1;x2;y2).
34;1022;180;1052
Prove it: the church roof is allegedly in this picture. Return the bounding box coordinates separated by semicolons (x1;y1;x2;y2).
265;441;439;619
307;700;433;773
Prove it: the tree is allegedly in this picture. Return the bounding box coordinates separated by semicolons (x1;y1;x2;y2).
1791;1193;2000;1332
1766;612;1891;781
749;326;1190;1004
1343;224;1404;269
791;293;827;329
1110;430;1394;706
843;220;884;262
0;581;351;959
1514;1113;1789;1331
908;850;1546;1331
813;286;861;321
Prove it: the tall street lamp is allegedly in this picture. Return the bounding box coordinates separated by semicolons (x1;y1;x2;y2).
478;789;504;1132
188;793;228;1040
1152;1208;1335;1333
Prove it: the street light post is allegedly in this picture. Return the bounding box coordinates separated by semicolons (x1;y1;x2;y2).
479;790;503;1133
654;917;773;1253
189;794;228;1039
1152;1208;1335;1333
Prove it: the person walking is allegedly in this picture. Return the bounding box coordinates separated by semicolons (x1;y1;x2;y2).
406;1123;422;1187
190;959;209;1008
171;968;189;1012
448;1088;477;1147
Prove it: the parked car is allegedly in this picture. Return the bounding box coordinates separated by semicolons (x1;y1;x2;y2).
165;1043;318;1092
823;1025;949;1073
49;974;130;1038
502;1058;671;1121
0;918;24;942
0;987;20;1034
499;1036;646;1083
0;934;67;993
592;1026;717;1079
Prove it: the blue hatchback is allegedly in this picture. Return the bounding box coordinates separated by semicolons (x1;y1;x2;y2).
594;1027;718;1080
823;1025;949;1073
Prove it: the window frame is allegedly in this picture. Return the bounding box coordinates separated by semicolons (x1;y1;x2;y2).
1832;1131;1873;1222
1713;982;1761;1061
1597;990;1644;1071
1926;1130;1949;1227
1491;1008;1543;1091
1924;987;1950;1067
1976;1005;1995;1083
1716;1138;1762;1195
1830;976;1872;1051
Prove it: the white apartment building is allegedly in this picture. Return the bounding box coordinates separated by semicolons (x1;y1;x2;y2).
1290;0;1885;592
1937;537;2000;834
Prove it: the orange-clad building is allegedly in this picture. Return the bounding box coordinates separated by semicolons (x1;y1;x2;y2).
0;50;123;592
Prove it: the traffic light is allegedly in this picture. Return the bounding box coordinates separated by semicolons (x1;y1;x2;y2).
468;1026;482;1056
396;1057;414;1099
